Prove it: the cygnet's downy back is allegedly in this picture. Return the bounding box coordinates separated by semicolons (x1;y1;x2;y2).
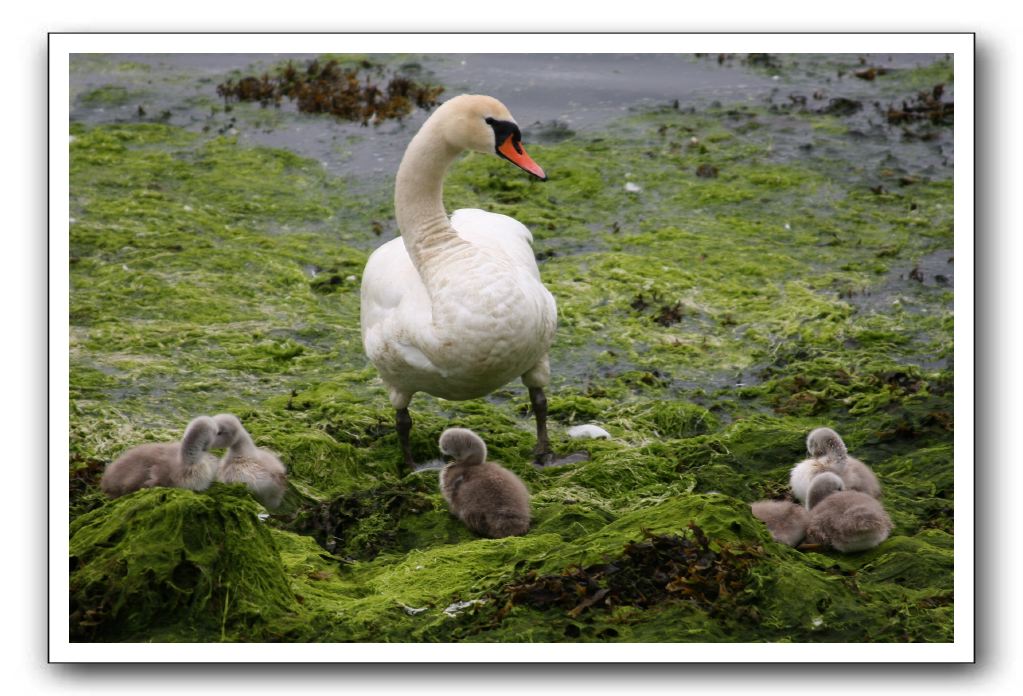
100;416;227;497
214;413;288;511
750;500;810;547
438;428;530;538
790;427;882;505
805;471;892;553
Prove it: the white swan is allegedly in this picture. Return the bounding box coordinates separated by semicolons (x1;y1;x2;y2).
100;416;229;497
360;94;557;468
214;413;288;510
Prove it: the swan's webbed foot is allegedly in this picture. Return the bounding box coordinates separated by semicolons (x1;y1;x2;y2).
533;448;556;467
533;451;591;469
527;386;591;467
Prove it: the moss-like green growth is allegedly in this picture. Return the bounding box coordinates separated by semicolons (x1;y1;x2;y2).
70;485;298;641
78;84;148;107
69;54;954;642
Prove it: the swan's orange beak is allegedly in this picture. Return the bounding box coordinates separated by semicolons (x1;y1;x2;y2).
498;134;547;181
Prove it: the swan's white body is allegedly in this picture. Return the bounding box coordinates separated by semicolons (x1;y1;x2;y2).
359;94;557;466
361;208;555;406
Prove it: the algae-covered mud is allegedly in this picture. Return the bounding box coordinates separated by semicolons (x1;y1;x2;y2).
68;53;954;643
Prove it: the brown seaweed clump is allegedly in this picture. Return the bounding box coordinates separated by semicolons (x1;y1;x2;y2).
499;523;760;620
884;84;954;127
216;58;444;125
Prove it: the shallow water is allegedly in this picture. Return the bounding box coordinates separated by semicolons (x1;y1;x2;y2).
70;52;951;179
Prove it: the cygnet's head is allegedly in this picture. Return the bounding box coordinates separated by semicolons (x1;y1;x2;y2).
438;427;487;466
431;94;546;180
806;427;848;459
212;413;246;448
182;415;221;451
807;471;845;510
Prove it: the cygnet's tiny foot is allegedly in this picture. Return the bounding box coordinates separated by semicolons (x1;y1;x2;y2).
533;451;590;469
797;543;827;552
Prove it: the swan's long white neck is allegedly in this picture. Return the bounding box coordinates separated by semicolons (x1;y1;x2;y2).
394;118;469;288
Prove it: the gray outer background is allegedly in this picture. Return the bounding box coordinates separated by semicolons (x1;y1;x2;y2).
13;3;1013;694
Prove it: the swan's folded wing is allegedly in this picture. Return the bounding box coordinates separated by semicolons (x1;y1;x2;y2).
450;209;541;280
360;236;441;371
361;237;413;312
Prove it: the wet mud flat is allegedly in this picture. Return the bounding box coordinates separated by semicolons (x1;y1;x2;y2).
68;53;954;642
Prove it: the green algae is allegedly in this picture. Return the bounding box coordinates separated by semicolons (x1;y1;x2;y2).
68;60;954;642
77;84;148;107
70;485;299;641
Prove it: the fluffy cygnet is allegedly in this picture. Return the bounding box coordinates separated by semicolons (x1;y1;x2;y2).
438;427;531;538
750;500;810;547
804;471;893;552
214;413;288;510
100;416;229;497
789;427;882;505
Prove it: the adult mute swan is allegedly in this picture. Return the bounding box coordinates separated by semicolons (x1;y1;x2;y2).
437;427;531;538
100;416;229;497
360;94;557;469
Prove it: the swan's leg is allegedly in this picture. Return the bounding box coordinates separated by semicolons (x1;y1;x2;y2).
523;358;556;466
528;386;554;466
396;408;415;469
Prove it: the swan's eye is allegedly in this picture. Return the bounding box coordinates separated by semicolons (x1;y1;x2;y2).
485;117;522;155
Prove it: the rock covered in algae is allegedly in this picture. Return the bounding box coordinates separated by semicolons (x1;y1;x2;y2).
70;484;298;641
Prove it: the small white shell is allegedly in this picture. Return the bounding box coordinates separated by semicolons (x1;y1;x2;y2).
443;599;485;617
567;424;611;439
